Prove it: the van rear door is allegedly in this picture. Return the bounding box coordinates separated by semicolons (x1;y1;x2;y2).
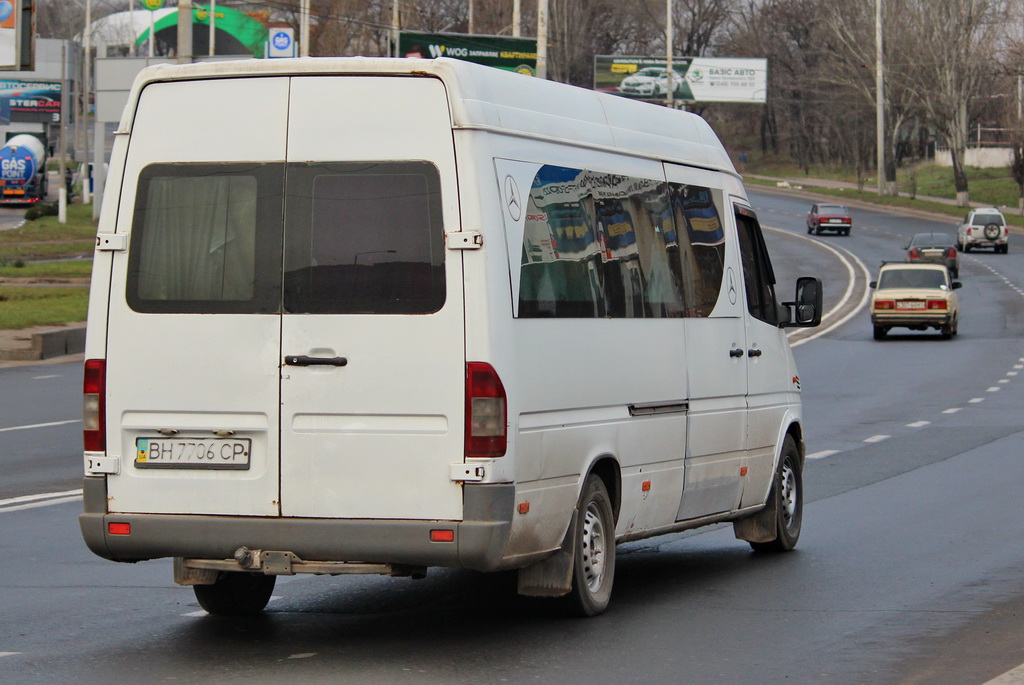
104;77;289;516
278;76;465;520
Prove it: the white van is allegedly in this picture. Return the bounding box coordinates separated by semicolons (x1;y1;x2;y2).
80;57;822;617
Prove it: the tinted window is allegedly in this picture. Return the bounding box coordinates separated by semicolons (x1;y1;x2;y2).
128;161;445;316
973;212;1004;226
735;208;779;325
910;233;953;248
517;165;724;318
284;162;445;314
127;163;284;314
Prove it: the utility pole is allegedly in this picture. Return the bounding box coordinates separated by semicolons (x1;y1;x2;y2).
177;0;192;63
536;0;548;79
666;0;673;109
513;0;521;36
392;0;400;57
300;0;310;56
875;0;885;196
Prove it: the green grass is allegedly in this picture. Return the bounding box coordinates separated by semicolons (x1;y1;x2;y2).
0;241;95;262
0;203;97;243
0;260;92;278
0;287;90;329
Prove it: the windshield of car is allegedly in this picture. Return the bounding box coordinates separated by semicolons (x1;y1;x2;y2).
878;268;947;290
636;68;664;77
972;212;1004;226
910;233;952;248
818;205;847;214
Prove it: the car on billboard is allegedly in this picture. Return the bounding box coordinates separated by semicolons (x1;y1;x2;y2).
618;67;675;98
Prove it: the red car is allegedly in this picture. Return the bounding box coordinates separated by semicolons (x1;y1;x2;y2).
806;203;852;236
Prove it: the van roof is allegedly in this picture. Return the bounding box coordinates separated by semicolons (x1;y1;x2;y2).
124;57;738;177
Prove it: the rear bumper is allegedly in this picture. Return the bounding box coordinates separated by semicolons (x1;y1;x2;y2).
79;476;516;572
872;313;952;327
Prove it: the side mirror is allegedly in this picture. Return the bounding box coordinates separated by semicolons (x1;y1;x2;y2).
952;281;962;290
869;281;877;289
781;276;823;328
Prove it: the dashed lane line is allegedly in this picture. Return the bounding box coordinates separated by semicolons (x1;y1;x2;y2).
906;421;931;428
807;450;839;460
864;435;890;443
0;419;79;433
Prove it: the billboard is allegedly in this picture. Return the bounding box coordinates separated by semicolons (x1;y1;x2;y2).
0;79;60;122
594;56;767;104
0;0;33;71
399;31;536;75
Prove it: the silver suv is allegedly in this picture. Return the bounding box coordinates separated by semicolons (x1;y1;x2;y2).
957;207;1008;253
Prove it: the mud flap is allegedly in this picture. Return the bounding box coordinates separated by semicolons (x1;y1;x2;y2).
733;486;779;544
516;509;578;597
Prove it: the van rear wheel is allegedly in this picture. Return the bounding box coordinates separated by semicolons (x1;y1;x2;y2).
750;436;802;553
565;475;616;617
194;572;276;615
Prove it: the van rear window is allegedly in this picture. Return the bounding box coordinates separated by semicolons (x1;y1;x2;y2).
127;161;445;315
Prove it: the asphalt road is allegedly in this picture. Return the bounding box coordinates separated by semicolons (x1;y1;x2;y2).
2;190;1023;684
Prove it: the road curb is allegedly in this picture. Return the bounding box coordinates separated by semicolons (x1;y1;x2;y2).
0;325;86;362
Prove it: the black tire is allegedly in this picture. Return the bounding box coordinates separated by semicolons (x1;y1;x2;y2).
807;223;813;234
983;223;1001;241
951;268;959;279
963;243;971;253
843;229;850;236
815;225;822;235
194;572;276;616
873;325;887;340
940;322;953;339
750;436;802;553
565;475;616;617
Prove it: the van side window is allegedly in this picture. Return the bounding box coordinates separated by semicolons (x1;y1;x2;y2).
127;163;283;314
283;162;445;315
517;165;724;318
735;207;779;325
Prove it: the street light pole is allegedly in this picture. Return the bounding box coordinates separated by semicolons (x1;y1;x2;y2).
876;0;885;196
666;0;673;109
536;0;548;79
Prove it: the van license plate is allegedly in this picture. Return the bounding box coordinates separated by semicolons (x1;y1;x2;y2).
135;438;251;469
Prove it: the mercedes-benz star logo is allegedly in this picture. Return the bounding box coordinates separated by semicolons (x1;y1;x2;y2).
504;175;522;221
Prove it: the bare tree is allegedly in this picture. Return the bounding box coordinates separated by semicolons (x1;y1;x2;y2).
907;0;1007;206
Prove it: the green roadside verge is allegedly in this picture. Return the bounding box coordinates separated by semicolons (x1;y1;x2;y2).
0;203;95;331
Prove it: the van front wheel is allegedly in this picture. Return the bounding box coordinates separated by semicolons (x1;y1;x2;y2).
750;436;802;553
194;572;276;615
565;475;616;617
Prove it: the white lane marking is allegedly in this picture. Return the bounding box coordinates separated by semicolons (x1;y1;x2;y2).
0;419;79;433
983;662;1024;684
942;408;962;414
807;449;839;460
763;225;871;347
0;495;82;513
906;421;930;428
864;435;890;443
1015;364;1023;369
970;398;985;403
0;652;21;657
288;653;317;660
31;374;60;380
1009;372;1019;377
999;379;1010;384
181;610;207;617
988;387;1001;392
0;488;83;506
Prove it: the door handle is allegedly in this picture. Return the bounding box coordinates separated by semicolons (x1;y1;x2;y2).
285;355;348;367
729;348;744;358
748;348;762;358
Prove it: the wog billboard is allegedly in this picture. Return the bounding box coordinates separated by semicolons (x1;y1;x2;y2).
595;56;767;104
399;31;537;75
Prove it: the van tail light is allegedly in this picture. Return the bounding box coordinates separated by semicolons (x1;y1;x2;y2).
926;299;948;310
466;362;507;458
874;300;895;310
84;359;106;452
